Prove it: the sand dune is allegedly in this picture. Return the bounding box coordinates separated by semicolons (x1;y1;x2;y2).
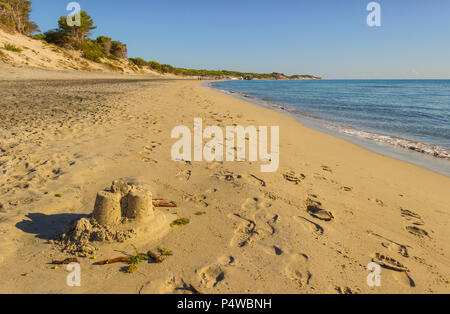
0;28;171;77
0;68;449;294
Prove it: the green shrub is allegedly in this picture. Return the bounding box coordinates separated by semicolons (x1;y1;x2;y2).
107;54;120;62
148;60;162;72
129;57;147;68
79;40;105;63
170;218;190;228
0;16;15;29
96;36;112;55
34;33;46;41
160;64;174;73
0;1;11;9
110;41;127;58
4;43;22;52
43;29;69;46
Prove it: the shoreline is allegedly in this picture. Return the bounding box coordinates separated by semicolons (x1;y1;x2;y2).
207;82;450;177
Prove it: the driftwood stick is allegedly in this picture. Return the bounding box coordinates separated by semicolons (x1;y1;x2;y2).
152;199;177;208
96;248;165;266
96;257;131;265
51;258;80;265
147;250;163;264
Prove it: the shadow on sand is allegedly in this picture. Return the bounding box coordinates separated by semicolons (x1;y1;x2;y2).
15;213;87;240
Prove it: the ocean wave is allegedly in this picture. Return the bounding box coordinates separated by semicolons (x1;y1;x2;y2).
328;125;450;160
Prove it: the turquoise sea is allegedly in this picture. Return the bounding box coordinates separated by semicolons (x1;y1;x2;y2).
211;80;450;176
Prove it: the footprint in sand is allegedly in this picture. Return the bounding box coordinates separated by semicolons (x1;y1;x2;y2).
304;197;334;222
139;277;201;294
401;208;425;226
151;128;163;135
294;216;324;236
241;197;272;217
367;231;409;258
247;174;266;187
371;253;409;272
369;198;384;206
371;252;415;288
400;208;430;239
260;244;285;256
199;256;235;289
139;149;158;164
265;215;278;236
313;174;328;181
143;141;162;152
264;191;279;201
392;271;416;288
8;197;35;207
283;170;305;184
52;167;64;178
140;156;158;164
370;253;416;287
214;170;242;183
284;253;312;288
332;286;358;294
228;214;257;248
176;169;192;181
406;226;430;239
239;197;276;238
183;193;209;208
385;242;409;257
217;255;236;266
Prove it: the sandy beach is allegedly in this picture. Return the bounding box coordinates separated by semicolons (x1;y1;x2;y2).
0;66;449;294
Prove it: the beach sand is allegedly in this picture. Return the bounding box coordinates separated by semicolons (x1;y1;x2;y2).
0;67;449;294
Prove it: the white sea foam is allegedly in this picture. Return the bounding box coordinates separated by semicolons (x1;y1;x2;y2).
328;125;450;160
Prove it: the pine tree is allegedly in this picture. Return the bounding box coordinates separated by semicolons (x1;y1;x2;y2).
0;0;38;35
57;10;96;45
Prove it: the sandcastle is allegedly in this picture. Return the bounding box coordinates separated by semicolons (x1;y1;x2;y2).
57;180;174;256
93;180;155;225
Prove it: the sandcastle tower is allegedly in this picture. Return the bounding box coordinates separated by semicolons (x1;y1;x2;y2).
93;180;154;226
92;190;122;226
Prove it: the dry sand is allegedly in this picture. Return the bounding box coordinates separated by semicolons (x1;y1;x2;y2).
0;28;162;75
0;67;449;294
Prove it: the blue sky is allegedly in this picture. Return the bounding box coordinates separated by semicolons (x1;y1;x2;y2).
30;0;450;79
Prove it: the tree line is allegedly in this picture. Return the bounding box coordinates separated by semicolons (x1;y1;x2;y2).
127;58;288;79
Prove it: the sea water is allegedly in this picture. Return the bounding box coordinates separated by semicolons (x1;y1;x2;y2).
210;80;450;176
